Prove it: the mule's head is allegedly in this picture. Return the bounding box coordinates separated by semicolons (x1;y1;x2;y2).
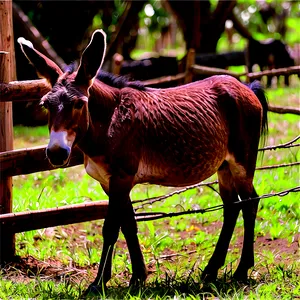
18;30;107;166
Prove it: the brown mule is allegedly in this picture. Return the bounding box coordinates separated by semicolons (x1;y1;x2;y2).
19;29;268;293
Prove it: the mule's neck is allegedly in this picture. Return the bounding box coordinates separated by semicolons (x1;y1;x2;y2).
88;79;119;121
77;79;119;157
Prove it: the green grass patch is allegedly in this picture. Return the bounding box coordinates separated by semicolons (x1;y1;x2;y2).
13;125;49;149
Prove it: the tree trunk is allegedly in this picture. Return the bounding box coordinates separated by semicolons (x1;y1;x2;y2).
106;0;146;60
167;0;236;53
15;1;107;62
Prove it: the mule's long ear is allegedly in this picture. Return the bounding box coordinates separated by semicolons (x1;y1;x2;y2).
75;29;107;87
18;37;63;86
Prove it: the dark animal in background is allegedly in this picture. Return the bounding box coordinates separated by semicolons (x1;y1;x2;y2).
119;52;246;84
193;51;246;81
120;55;178;82
247;38;295;86
195;51;245;69
19;30;268;294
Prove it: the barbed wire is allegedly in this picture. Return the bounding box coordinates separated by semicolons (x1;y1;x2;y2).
135;186;300;222
133;136;299;211
259;135;300;151
132;180;218;208
133;160;299;210
256;161;300;170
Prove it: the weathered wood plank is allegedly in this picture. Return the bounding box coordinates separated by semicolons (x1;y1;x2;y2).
192;64;243;79
0;79;50;102
184;49;196;84
142;72;186;87
0;201;108;233
268;105;300;115
0;146;83;177
0;0;16;264
247;66;300;80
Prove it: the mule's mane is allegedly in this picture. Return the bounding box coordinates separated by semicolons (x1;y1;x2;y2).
65;63;145;91
96;71;145;91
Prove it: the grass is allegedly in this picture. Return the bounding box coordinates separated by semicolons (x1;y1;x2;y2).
0;264;299;299
1;84;299;299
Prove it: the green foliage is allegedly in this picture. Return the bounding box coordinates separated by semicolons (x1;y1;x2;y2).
138;1;170;34
218;1;299;53
235;1;299;43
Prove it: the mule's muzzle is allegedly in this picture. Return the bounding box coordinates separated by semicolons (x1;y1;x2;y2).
46;145;71;167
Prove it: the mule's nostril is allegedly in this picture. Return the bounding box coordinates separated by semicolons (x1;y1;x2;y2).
58;147;69;161
46;145;70;166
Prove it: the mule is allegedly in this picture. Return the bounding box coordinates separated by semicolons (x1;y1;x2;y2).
18;29;268;293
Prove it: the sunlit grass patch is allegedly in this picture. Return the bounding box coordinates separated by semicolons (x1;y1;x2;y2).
13;125;49;149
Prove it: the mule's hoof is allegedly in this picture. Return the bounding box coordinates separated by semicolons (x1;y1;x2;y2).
233;269;248;282
83;283;107;296
129;273;147;288
201;269;218;282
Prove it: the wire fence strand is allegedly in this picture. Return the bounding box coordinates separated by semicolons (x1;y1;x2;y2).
256;161;300;170
132;180;218;209
135;186;300;222
133;136;299;213
133;160;299;210
259;135;300;151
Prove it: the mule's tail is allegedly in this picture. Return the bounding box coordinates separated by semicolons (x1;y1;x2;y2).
248;80;269;146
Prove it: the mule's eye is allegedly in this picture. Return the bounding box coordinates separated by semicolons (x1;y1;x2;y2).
74;100;85;110
40;99;49;109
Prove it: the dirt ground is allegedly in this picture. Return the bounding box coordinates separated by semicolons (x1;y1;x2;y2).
2;221;299;285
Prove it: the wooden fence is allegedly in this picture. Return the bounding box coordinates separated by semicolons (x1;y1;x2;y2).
0;0;300;264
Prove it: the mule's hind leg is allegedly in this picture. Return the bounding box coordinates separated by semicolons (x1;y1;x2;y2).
227;151;260;281
233;186;259;280
202;162;241;281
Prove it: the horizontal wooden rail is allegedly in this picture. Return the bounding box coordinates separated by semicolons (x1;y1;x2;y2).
268;104;300;115
0;145;83;177
0;200;108;233
191;64;244;79
0;73;186;102
0;79;50;102
142;72;186;86
0;66;299;103
247;66;300;80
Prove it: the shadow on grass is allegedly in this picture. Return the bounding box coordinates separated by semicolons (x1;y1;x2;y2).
82;276;257;299
1;263;254;299
1;256;298;299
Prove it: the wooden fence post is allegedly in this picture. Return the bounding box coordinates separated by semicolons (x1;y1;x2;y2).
184;48;195;84
0;0;16;264
112;53;124;75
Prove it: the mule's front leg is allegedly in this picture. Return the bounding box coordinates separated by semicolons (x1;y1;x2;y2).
120;199;147;287
112;175;147;286
87;175;147;294
86;199;122;294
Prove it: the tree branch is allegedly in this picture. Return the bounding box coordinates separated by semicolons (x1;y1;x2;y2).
13;3;65;69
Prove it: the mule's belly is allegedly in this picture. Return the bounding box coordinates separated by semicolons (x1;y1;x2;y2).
134;148;226;187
